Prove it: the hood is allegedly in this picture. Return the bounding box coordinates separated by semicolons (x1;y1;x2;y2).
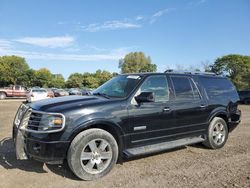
29;95;112;112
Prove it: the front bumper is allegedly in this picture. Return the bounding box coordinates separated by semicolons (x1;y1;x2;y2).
13;126;70;164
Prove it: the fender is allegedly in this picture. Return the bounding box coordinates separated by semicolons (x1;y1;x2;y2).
208;106;229;122
68;118;125;143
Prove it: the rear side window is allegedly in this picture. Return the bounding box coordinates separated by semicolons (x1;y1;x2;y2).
199;77;238;100
171;76;201;100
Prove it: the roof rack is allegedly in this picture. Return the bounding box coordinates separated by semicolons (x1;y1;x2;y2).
164;69;217;76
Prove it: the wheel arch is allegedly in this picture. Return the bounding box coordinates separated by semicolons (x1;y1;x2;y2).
209;110;229;128
0;91;7;97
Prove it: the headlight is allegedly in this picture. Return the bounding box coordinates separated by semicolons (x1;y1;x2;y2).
37;114;65;132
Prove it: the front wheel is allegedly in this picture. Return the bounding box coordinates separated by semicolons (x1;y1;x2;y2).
67;128;118;181
203;117;228;149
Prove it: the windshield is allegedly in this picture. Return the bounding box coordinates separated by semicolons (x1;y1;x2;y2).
93;75;142;98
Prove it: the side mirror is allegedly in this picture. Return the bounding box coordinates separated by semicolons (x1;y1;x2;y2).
135;92;155;103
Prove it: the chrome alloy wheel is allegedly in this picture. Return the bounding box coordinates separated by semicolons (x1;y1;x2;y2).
212;122;226;145
80;139;112;174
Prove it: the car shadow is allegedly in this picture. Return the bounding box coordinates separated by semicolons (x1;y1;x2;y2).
0;137;207;180
0;137;79;180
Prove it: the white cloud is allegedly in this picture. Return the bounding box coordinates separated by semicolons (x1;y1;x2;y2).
135;16;144;21
10;50;124;61
150;8;175;24
0;39;129;62
81;20;141;32
15;36;75;48
0;39;12;50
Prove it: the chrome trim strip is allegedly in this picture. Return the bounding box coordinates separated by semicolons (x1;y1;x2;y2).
134;126;147;131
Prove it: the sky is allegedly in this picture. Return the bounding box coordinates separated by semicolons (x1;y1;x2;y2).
0;0;250;79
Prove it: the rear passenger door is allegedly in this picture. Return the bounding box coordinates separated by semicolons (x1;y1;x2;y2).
169;76;208;138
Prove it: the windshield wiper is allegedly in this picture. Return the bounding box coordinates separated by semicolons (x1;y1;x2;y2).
92;92;110;99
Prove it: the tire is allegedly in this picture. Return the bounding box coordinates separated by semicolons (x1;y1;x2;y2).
0;92;6;100
203;117;228;149
67;128;118;181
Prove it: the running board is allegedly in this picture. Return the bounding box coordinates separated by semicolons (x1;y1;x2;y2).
124;136;205;157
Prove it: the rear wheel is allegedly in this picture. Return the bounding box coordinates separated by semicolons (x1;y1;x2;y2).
0;92;6;100
67;128;118;181
203;117;228;149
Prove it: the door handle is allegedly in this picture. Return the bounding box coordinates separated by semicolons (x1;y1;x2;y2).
163;107;171;112
200;105;206;108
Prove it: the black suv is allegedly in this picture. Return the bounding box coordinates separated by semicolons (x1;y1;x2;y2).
238;90;250;104
13;72;241;180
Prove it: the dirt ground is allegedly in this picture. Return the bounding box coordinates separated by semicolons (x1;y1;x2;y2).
0;101;249;188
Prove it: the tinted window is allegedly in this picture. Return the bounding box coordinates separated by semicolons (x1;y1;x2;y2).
199;77;238;99
171;76;200;100
190;80;201;99
32;89;47;93
15;86;21;90
239;91;250;96
139;75;169;102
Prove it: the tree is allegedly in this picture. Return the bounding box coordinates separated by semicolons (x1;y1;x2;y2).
94;70;113;85
50;74;65;88
82;74;99;88
66;73;83;88
119;52;157;73
22;69;36;87
34;68;53;88
0;55;29;85
209;54;250;89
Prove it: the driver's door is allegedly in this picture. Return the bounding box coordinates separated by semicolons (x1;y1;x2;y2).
127;75;175;148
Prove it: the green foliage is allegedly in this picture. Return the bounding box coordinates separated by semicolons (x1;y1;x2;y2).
119;52;157;73
2;54;250;91
66;73;83;88
66;70;115;89
94;70;113;85
21;69;36;87
34;68;53;88
50;74;65;88
0;55;116;89
82;74;99;89
210;54;250;89
0;55;29;86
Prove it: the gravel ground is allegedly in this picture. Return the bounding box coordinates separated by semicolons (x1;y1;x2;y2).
0;101;249;188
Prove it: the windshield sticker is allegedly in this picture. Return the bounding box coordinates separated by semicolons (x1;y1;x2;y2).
127;75;141;79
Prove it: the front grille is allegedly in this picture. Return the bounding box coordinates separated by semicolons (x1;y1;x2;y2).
27;112;43;131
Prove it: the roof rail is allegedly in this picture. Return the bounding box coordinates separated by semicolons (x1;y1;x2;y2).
164;69;217;76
